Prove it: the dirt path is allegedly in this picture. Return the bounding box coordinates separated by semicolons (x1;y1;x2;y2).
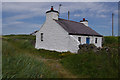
30;55;77;78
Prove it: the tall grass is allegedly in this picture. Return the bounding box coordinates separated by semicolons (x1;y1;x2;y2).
2;41;59;78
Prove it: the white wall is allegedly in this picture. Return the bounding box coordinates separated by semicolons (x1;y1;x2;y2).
35;18;69;52
67;35;102;53
46;12;58;20
71;35;102;47
67;35;80;53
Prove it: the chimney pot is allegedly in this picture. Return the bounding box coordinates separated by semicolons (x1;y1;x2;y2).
83;18;85;21
51;6;53;10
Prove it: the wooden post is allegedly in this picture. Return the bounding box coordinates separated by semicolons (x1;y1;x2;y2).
68;11;70;20
112;13;114;36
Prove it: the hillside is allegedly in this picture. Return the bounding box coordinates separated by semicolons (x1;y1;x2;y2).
2;35;118;78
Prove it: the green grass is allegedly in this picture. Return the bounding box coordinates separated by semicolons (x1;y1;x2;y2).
60;52;118;78
2;35;119;78
103;36;118;48
0;38;2;79
2;40;60;78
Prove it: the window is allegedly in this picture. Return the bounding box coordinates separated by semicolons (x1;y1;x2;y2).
41;33;43;41
78;37;81;43
95;38;97;43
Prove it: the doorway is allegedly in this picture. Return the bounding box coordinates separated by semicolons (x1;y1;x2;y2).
86;37;90;44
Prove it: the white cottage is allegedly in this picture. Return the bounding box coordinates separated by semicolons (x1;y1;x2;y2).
35;6;103;53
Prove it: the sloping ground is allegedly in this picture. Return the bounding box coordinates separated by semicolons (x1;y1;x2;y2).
26;53;77;78
2;37;77;78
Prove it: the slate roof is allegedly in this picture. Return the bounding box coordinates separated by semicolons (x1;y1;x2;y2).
54;18;103;37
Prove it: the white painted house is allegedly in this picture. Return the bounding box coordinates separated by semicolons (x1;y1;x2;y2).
35;6;103;53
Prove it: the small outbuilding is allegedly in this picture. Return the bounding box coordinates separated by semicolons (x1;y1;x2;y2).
35;6;103;53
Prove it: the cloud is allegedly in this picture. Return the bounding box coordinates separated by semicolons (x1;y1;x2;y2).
99;14;107;18
3;21;41;35
2;2;51;15
74;14;81;17
60;2;117;18
3;2;118;20
2;2;118;35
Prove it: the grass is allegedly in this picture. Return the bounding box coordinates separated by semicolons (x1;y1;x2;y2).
2;39;60;78
2;35;119;78
103;36;118;48
60;52;118;78
0;38;2;79
60;36;118;78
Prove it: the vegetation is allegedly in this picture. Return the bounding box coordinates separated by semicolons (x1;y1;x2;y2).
2;40;60;78
2;35;118;78
103;36;118;48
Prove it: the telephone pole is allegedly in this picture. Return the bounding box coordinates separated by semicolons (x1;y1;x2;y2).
68;11;70;20
112;13;114;36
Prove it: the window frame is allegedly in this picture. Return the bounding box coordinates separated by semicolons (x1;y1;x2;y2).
95;38;97;43
78;37;81;43
41;33;43;41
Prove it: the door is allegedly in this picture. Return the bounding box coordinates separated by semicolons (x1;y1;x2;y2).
86;37;90;44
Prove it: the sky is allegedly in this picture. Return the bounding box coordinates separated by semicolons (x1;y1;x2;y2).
1;2;119;36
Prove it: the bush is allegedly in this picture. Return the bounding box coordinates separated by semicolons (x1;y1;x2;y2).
78;44;98;54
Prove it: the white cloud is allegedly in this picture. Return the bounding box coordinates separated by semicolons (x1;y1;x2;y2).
74;14;81;17
3;2;118;19
2;2;118;35
61;2;114;16
99;14;107;18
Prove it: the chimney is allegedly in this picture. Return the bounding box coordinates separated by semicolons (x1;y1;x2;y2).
68;11;70;20
51;6;53;10
46;6;59;21
83;18;85;21
80;18;88;26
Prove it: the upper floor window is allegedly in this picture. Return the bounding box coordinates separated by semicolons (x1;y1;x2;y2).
95;38;97;43
41;33;43;41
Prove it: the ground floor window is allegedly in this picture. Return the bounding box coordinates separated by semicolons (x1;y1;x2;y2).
95;38;97;43
78;37;81;43
41;33;43;41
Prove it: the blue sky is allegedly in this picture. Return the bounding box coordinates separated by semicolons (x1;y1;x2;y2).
2;2;119;36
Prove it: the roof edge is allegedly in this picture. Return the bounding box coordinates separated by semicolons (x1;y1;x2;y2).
46;10;59;13
69;33;103;37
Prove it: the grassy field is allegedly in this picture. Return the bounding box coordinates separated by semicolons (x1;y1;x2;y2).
2;35;118;78
2;39;60;78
